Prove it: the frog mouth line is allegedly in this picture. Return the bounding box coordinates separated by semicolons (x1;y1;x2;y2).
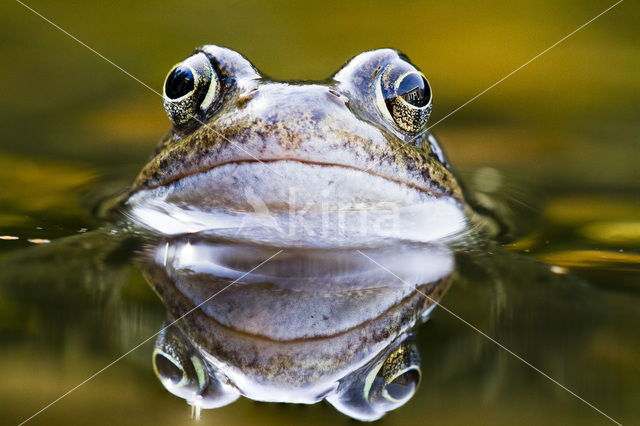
124;159;469;242
137;158;453;200
151;257;450;345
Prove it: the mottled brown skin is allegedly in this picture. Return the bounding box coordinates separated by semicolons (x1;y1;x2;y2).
122;46;467;211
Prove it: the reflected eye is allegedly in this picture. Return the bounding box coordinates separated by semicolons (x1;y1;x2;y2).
154;351;185;385
152;348;206;395
327;337;421;421
376;66;432;132
162;52;220;127
364;339;421;405
383;367;420;402
152;326;240;409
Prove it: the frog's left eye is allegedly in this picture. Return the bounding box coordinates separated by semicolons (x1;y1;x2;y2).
163;52;220;127
376;67;432;132
328;338;421;421
364;340;421;406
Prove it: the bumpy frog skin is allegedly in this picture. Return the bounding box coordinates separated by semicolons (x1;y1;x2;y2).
117;46;485;245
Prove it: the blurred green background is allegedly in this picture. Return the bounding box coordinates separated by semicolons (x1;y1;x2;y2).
1;0;638;186
1;0;638;425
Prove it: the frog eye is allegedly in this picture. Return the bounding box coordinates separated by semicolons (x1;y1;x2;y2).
153;350;184;386
397;72;431;108
380;367;421;402
152;348;208;397
364;340;421;405
376;67;432;132
162;52;220;127
327;338;421;421
152;326;240;409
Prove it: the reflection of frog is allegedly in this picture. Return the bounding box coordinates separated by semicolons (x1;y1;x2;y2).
141;238;453;421
0;229;609;423
109;46;496;245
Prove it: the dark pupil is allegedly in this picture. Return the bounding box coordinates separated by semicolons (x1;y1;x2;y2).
397;73;430;107
154;353;183;385
165;65;195;100
386;369;420;400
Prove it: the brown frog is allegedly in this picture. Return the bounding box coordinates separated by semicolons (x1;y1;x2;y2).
112;46;494;245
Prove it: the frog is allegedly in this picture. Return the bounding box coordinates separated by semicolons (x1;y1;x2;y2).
0;46;625;426
140;236;454;421
92;46;501;421
108;45;497;245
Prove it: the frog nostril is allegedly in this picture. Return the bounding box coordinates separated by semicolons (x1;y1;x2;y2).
238;88;259;104
327;89;348;106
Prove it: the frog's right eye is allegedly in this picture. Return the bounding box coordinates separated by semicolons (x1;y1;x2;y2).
152;330;240;409
162;52;220;127
152;348;207;397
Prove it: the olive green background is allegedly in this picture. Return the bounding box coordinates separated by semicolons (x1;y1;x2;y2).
2;0;638;186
